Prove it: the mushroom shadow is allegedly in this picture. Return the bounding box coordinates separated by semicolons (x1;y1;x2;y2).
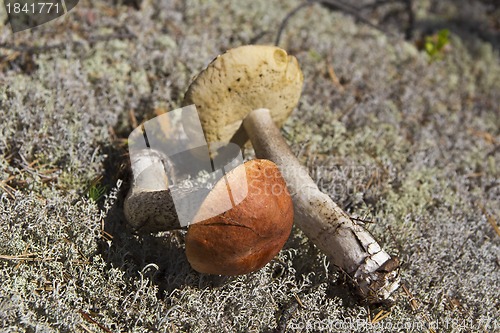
279;227;362;309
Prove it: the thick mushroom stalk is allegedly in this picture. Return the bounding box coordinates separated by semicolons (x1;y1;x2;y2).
124;148;180;233
243;108;400;304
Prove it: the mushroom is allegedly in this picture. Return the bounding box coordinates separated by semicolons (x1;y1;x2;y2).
124;105;248;232
124;125;179;233
186;159;294;275
125;128;294;275
183;45;303;147
182;45;400;303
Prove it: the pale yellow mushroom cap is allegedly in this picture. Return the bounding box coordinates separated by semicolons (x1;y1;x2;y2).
183;45;303;144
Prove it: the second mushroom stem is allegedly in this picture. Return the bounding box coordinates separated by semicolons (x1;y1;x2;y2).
242;108;400;304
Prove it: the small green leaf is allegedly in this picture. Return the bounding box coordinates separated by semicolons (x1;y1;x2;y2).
88;183;107;202
424;29;450;61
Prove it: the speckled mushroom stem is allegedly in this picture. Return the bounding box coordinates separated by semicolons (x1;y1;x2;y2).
124;148;182;233
243;108;401;304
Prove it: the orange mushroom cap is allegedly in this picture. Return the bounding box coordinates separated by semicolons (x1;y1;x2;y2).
185;159;294;275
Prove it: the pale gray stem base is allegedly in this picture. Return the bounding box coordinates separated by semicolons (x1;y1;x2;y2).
243;108;400;304
124;149;182;232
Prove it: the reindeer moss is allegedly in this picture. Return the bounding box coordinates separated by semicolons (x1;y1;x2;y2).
1;0;499;332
